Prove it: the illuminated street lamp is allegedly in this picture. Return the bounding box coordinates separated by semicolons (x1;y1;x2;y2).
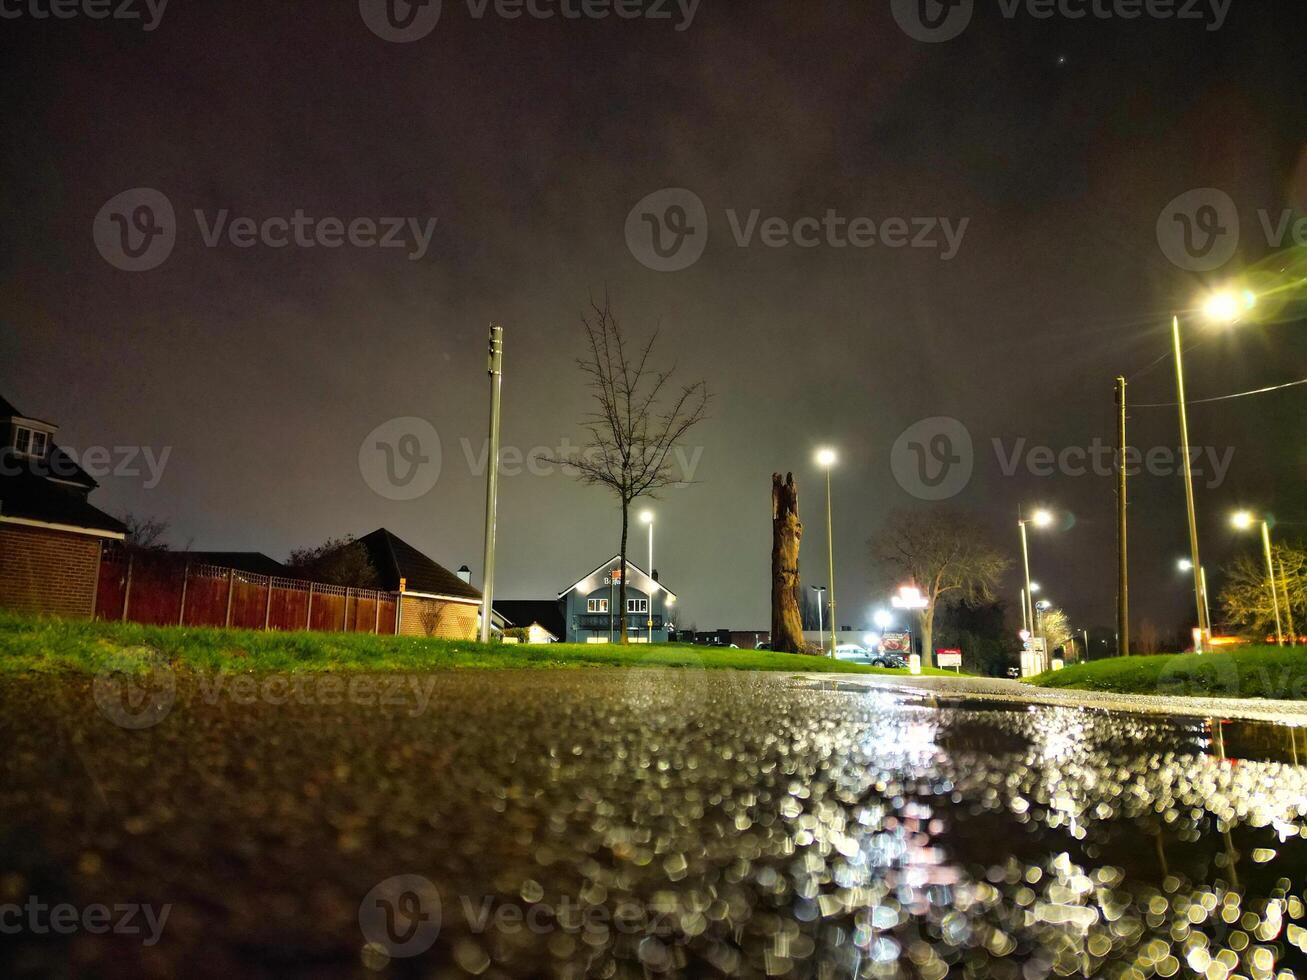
1231;510;1284;646
1172;287;1257;652
640;509;655;643
873;609;893;630
815;448;838;657
1017;508;1054;666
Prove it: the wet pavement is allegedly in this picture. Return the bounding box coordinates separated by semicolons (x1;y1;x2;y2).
2;668;1307;978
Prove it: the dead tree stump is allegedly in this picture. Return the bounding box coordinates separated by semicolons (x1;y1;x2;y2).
771;472;805;653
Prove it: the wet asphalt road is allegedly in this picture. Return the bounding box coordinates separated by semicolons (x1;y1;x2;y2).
2;668;1307;979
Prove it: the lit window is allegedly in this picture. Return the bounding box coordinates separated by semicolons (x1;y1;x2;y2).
587;598;609;613
627;598;648;613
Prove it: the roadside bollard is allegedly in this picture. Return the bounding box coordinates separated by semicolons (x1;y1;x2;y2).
909;654;922;675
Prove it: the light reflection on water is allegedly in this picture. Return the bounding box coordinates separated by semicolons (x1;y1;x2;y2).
1;670;1306;978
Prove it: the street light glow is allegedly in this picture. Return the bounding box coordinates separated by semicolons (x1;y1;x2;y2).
1231;510;1255;531
639;509;654;524
1178;558;1194;572
1201;288;1256;325
1032;509;1053;528
1029;582;1041;594
873;609;892;629
815;448;837;467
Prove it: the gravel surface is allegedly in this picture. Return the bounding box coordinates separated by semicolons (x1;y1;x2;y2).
2;668;1306;978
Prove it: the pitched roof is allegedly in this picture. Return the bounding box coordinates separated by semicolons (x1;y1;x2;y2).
557;555;676;599
187;552;288;577
493;599;566;638
356;528;482;602
0;470;126;537
0;392;95;489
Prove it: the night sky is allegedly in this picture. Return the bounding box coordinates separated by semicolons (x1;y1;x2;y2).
2;0;1305;639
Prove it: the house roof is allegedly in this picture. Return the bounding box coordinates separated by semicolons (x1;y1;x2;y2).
558;555;676;600
493;599;566;639
356;528;482;602
0;470;126;537
0;393;95;490
187;552;288;577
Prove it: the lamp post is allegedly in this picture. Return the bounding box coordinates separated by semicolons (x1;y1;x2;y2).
811;585;827;651
640;509;655;644
1177;559;1213;644
1172;288;1257;653
1018;508;1053;669
1232;511;1285;646
816;448;838;657
479;324;504;643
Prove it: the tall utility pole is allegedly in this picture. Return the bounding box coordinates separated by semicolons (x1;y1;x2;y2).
1172;317;1210;652
478;324;504;643
1115;376;1130;657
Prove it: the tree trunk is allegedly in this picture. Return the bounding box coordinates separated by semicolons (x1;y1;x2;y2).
771;473;805;653
618;499;630;644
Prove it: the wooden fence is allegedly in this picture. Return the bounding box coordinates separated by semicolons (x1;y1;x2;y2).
95;553;397;634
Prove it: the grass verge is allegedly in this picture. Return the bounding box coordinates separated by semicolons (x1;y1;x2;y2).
0;612;950;676
1030;646;1307;700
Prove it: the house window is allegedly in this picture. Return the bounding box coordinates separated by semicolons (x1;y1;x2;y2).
627;598;648;614
587;598;609;613
586;636;610;644
12;427;47;458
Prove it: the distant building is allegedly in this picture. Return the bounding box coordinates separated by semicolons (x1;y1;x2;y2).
0;393;126;618
354;528;484;639
558;556;677;644
494;600;565;644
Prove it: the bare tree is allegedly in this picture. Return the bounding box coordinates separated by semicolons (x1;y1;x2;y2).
869;509;1011;666
551;296;710;643
1135;618;1161;654
118;513;171;552
1220;542;1305;642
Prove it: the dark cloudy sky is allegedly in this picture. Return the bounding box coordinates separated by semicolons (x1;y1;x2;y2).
2;0;1305;639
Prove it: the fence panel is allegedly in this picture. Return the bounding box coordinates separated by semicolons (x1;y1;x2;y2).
95;557;126;621
182;568;229;627
94;552;400;636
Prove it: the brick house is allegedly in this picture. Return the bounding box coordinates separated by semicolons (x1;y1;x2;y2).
355;528;486;639
0;394;126;618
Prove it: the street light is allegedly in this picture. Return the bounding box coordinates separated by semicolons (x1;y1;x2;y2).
873;609;892;630
811;585;828;651
1231;510;1284;646
640;509;655;643
1018;508;1054;670
1172;287;1258;653
815;448;838;658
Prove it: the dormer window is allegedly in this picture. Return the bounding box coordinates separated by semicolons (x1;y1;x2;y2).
13;426;48;458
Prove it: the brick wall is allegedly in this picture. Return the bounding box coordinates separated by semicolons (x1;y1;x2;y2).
0;524;103;619
398;595;479;640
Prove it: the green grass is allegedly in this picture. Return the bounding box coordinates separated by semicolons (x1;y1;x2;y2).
1030;646;1307;700
0;612;946;676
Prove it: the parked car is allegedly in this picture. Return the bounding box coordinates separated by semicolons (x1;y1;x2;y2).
833;643;870;662
869;652;908;669
755;642;771;650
